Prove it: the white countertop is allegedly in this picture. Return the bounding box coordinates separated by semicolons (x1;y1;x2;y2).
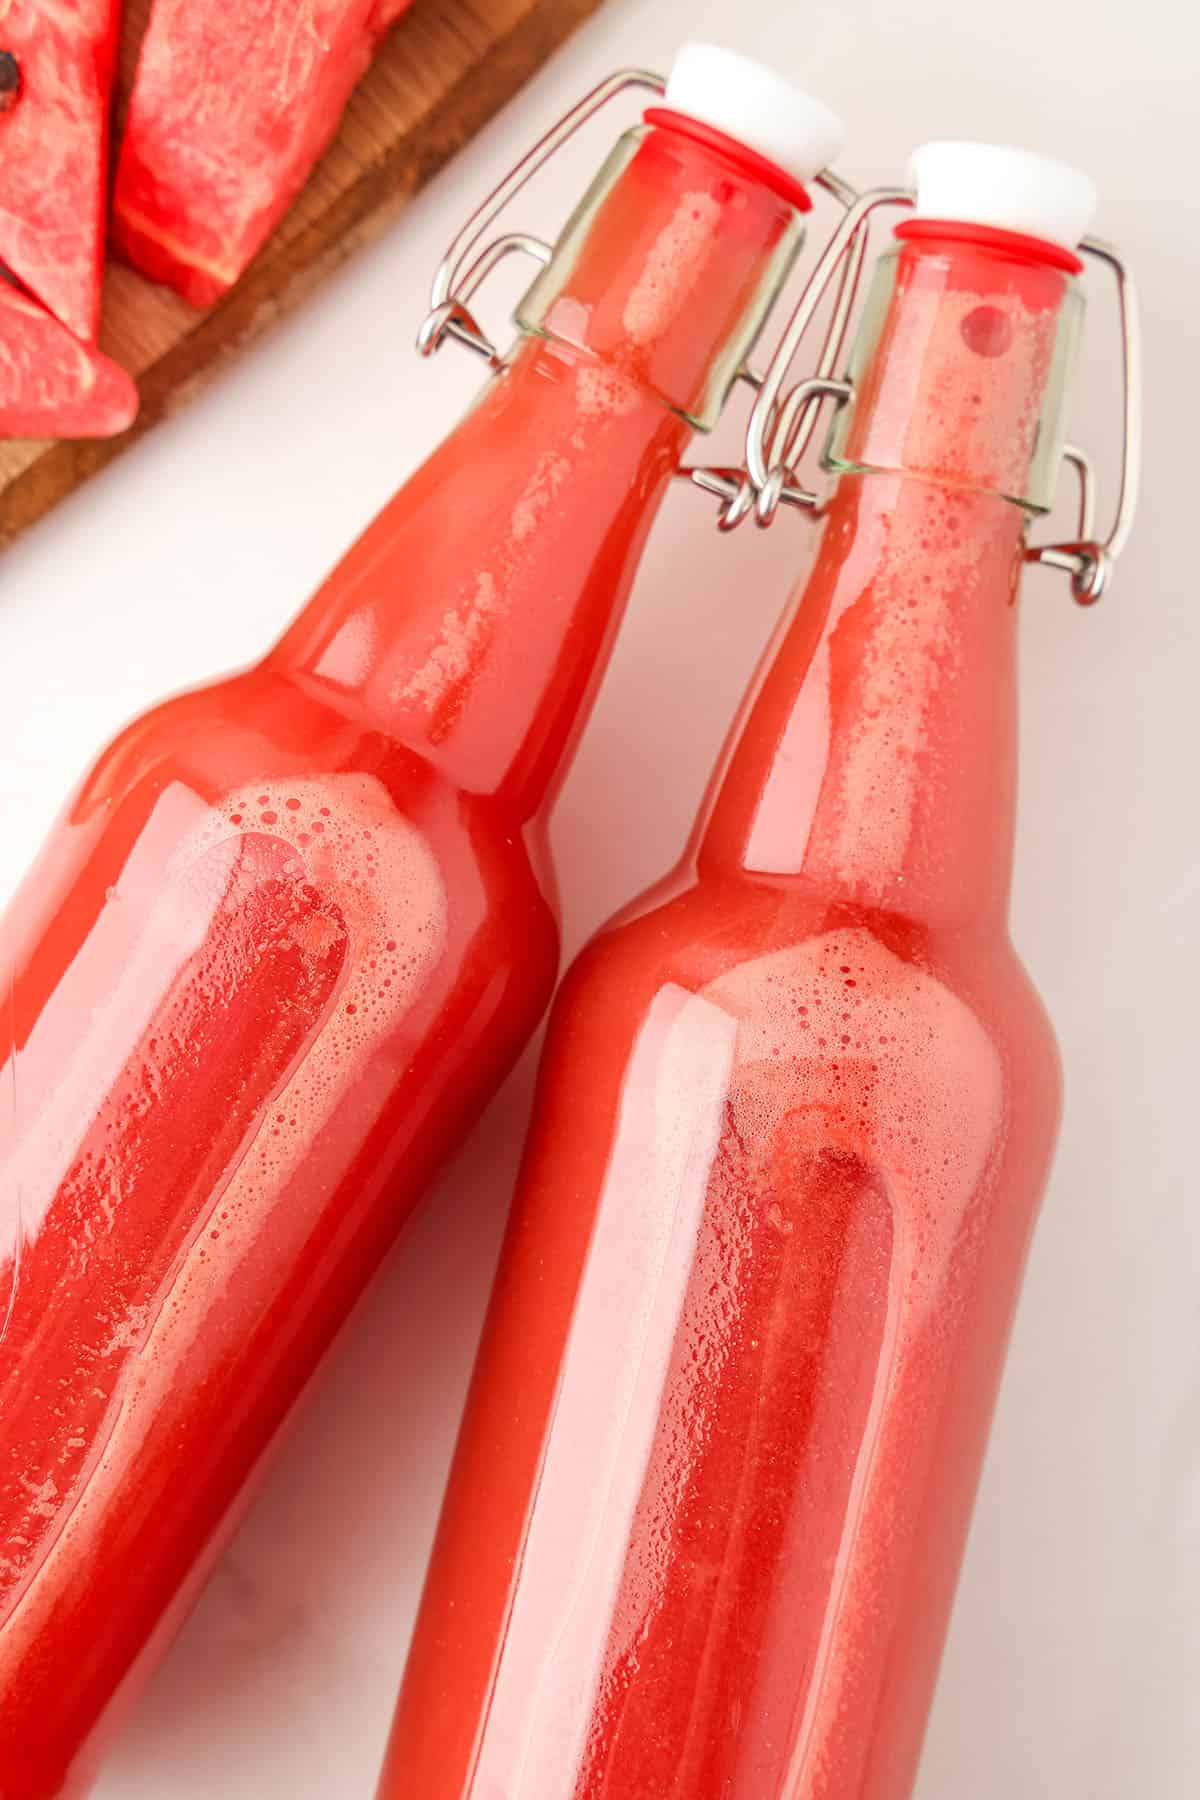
2;0;1194;1794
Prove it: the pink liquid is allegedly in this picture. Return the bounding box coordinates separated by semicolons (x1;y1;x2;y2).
0;121;802;1795
381;230;1070;1798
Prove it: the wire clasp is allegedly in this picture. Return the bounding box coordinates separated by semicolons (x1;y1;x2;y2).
723;185;1141;603
416;70;665;369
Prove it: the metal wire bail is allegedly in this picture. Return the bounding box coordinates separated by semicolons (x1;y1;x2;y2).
682;170;866;530
733;185;1141;604
740;185;913;517
1023;236;1142;604
415;78;1141;601
416;68;666;369
415;64;863;531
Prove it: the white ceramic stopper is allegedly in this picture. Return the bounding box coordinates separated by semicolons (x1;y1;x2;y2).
907;141;1097;251
664;43;846;187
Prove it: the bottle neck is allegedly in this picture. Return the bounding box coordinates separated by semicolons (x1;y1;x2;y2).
701;231;1083;930
272;123;803;819
518;120;806;426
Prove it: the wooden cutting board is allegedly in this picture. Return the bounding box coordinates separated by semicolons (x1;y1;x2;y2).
0;0;607;546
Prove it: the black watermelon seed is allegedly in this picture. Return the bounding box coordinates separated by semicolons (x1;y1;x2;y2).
0;52;21;115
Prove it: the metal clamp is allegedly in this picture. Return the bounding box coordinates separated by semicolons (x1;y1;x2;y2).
416;63;862;521
416;68;665;368
1023;236;1141;603
729;186;1141;605
681;169;866;530
739;185;913;518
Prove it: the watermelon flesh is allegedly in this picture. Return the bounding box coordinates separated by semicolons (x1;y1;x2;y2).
0;282;138;439
113;0;415;307
0;0;122;343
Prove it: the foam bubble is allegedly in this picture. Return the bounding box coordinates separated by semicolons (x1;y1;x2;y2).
704;930;1002;1307
802;272;1059;900
574;365;640;420
401;571;500;710
622;191;722;347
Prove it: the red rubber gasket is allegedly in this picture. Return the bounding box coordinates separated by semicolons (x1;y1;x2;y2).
643;106;813;212
894;217;1084;275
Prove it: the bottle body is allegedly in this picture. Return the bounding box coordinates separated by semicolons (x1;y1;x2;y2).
0;360;676;1796
382;230;1074;1798
0;115;804;1795
0;665;557;1798
386;880;1058;1799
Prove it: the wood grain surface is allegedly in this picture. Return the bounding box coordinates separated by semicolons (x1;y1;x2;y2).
0;0;606;545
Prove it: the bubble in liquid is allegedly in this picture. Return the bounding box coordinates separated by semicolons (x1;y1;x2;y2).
960;303;1014;359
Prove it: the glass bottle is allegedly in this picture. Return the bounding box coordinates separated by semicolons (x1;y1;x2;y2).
380;144;1103;1800
0;47;842;1798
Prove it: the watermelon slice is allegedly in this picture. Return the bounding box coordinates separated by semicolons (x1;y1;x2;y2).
0;1;123;343
113;0;414;308
0;282;138;439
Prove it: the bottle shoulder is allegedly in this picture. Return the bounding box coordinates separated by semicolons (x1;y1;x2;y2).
73;665;503;830
564;871;1059;1099
22;665;558;974
524;879;1059;1269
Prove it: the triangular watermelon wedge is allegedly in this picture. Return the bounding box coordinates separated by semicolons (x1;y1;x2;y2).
0;282;138;439
113;0;412;307
0;1;123;344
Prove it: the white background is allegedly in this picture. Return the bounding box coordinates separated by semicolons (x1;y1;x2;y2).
1;0;1194;1794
